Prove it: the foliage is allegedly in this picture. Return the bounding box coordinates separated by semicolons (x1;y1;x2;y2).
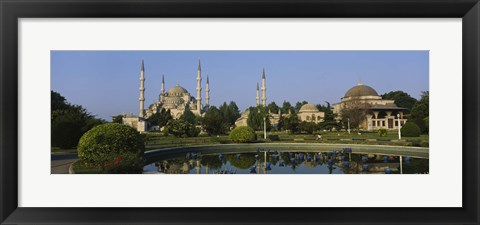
267;101;280;114
298;121;317;134
381;91;418;112
316;101;340;131
282;113;300;133
51;91;105;149
377;128;388;137
281;101;295;114
219;101;241;128
179;107;196;125
164;119;200;137
246;106;271;131
401;122;421;137
200;155;223;170
203;106;228;135
111;115;123;124
229;126;257;143
147;108;173;128
410;91;429;133
339;96;369;131
77;123;145;173
268;135;280;141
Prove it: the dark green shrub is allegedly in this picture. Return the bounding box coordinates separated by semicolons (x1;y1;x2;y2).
268;135;280;141
77;123;145;173
377;128;388;137
401;122;421;137
229;126;257;143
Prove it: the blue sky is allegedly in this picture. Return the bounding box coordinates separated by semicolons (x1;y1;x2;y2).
51;51;429;120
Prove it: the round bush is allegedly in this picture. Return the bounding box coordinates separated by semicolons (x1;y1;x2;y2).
229;126;257;143
77;123;145;173
401;122;421;137
377;128;388;137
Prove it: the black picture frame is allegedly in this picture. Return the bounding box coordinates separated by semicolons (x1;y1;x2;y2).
1;0;479;224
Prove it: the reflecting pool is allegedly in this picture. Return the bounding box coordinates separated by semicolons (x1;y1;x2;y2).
143;148;429;174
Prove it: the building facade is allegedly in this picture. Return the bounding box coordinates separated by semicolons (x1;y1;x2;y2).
332;82;407;131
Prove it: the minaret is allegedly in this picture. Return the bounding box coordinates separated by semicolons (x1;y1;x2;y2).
159;74;165;100
256;83;260;106
196;60;202;113
205;75;210;106
139;59;145;118
261;68;267;106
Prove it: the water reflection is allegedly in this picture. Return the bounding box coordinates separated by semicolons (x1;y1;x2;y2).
144;149;429;174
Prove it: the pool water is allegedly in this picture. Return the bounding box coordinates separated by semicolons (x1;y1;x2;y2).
143;149;429;174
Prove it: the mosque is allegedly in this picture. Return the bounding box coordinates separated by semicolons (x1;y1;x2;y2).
120;60;210;132
332;82;407;131
234;69;325;128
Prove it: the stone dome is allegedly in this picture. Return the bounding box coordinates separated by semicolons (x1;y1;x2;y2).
299;103;319;112
344;82;379;98
167;84;189;96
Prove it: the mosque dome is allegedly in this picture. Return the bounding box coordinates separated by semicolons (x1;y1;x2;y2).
299;103;319;113
167;84;189;96
344;82;379;98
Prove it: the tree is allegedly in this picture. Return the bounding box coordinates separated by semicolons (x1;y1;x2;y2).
164;119;199;137
180;107;196;125
339;96;369;131
112;115;123;124
219;101;241;128
281;101;295;114
295;101;308;113
229;126;257;143
283;113;300;133
382;91;418;112
147;108;173;128
410;91;429;133
202;106;227;135
267;101;280;114
247;106;271;131
51;91;105;149
298;121;317;134
316;101;340;131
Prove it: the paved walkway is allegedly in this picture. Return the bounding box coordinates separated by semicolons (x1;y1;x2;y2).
51;153;78;174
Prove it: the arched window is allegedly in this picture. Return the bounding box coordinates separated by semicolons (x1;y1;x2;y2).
317;116;321;120
306;116;310;120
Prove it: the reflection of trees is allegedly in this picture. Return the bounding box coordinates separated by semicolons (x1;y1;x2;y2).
225;153;256;169
402;158;429;174
200;155;223;169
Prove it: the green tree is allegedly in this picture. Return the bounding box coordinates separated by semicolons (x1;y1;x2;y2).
316;101;339;131
295;101;308;113
164;119;199;137
410;91;429;133
382;91;418;112
112;115;123;124
202;106;227;135
180;107;196;125
283;113;300;133
281;101;295;114
247;106;271;131
298;121;317;134
339;96;368;131
147;108;173;128
229;126;257;143
267;101;280;114
51;91;105;149
219;101;241;128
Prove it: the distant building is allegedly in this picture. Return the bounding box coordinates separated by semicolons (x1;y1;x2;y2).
117;60;211;132
297;103;324;123
332;82;407;131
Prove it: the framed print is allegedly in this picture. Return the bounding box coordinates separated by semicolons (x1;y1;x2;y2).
1;0;479;224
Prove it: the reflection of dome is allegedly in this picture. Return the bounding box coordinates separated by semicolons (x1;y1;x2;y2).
167;84;189;96
344;82;379;98
299;103;319;113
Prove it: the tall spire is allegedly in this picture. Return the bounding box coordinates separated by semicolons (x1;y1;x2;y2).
160;74;165;100
139;59;146;118
256;82;260;106
196;60;202;113
261;67;267;106
205;75;210;106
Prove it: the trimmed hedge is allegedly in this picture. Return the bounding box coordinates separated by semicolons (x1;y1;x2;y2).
77;123;145;173
377;128;388;137
401;122;421;137
229;126;257;143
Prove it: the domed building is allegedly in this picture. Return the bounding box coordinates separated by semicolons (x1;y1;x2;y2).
121;60;211;132
298;103;324;123
332;82;407;131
